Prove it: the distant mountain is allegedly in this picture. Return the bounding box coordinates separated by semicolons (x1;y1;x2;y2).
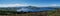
0;6;59;14
0;6;57;12
0;7;16;11
16;6;57;12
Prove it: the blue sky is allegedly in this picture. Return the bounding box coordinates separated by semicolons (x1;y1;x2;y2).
0;0;58;7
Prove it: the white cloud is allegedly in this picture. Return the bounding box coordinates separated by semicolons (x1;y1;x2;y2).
50;4;56;7
30;4;56;7
0;4;57;7
0;4;28;7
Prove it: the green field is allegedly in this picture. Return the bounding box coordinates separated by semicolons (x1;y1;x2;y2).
48;11;56;16
48;10;60;16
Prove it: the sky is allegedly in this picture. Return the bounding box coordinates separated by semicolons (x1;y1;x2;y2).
0;0;59;7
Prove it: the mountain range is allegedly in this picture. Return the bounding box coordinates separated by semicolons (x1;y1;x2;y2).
16;6;57;12
0;6;58;12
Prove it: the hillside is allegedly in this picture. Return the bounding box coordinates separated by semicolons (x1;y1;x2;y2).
0;6;59;16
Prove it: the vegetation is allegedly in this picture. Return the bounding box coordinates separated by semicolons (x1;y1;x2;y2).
48;8;60;16
48;10;56;16
0;9;16;15
0;6;60;16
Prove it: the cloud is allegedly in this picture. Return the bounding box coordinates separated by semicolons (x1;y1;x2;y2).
0;4;28;7
0;4;57;7
30;4;56;7
50;4;56;6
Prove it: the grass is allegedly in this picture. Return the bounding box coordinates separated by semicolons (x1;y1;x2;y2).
47;10;56;16
0;10;16;15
